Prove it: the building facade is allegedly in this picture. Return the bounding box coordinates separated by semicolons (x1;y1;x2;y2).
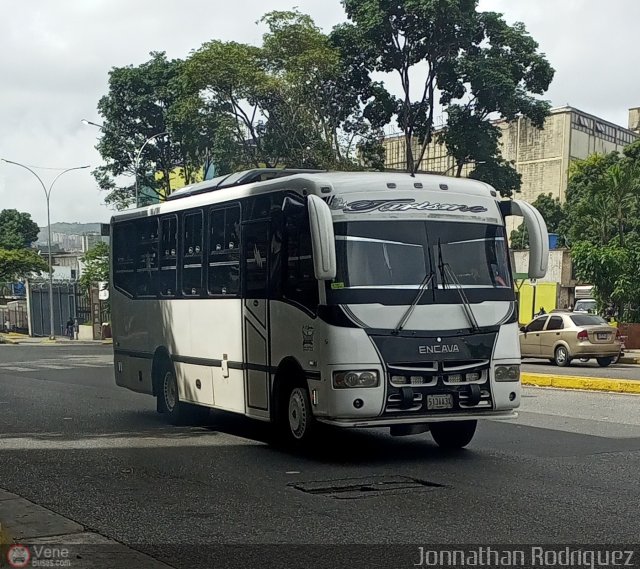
382;106;639;206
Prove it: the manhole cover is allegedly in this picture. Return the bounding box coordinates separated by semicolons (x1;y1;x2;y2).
290;475;444;500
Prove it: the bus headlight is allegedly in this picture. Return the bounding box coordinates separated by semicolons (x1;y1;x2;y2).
494;365;520;382
333;370;379;389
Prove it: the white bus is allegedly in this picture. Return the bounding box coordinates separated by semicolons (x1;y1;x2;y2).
110;169;548;448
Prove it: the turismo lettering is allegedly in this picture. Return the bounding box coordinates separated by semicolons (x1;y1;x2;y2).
331;198;488;214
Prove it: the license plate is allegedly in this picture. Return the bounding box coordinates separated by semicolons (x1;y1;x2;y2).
427;394;453;410
597;333;609;340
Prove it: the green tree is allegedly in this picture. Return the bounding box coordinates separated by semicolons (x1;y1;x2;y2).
183;11;387;172
563;145;640;247
334;0;554;194
563;139;640;322
184;41;280;169
0;209;40;249
261;9;389;169
0;248;48;281
79;242;109;291
510;193;565;249
93;52;226;209
571;240;640;322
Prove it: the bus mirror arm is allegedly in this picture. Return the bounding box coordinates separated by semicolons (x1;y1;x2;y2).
500;200;549;279
307;195;337;281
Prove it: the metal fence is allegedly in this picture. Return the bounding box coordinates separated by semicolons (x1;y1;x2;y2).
0;301;29;333
27;281;92;337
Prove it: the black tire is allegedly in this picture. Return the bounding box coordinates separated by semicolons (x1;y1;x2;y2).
596;357;613;368
578;357;590;363
278;380;316;446
158;363;209;425
554;346;571;367
430;420;477;450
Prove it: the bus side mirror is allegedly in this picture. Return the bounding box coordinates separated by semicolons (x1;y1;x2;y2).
500;200;549;279
307;194;337;280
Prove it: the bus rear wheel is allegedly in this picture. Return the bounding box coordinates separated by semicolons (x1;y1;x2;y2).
279;382;316;446
430;420;477;450
159;366;208;426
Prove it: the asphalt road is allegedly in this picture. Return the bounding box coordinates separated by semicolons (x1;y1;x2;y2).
0;345;639;568
522;358;640;379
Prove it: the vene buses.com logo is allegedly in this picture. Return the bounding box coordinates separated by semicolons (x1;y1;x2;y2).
6;544;31;568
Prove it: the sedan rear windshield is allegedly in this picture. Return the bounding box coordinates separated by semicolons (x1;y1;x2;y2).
570;314;607;326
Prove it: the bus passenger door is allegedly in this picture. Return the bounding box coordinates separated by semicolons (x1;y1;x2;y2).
242;220;271;415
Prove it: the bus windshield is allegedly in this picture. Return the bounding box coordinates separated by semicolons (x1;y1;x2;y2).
333;220;511;290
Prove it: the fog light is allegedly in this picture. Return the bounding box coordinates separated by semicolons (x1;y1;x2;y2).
410;375;424;385
509;392;516;401
392;375;407;385
466;372;481;382
353;399;364;409
448;373;463;383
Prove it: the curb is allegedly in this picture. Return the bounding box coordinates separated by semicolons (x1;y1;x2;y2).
522;372;640;394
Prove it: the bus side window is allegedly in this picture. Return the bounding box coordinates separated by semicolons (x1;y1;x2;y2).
182;211;203;297
113;222;136;297
208;205;240;296
243;220;270;297
159;216;177;297
135;217;159;298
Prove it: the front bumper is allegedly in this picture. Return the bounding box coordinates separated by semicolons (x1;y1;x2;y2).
318;410;517;428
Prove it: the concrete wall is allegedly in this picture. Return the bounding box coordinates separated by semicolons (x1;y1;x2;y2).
512;250;574;287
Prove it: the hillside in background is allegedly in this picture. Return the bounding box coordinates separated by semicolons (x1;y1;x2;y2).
37;222;102;242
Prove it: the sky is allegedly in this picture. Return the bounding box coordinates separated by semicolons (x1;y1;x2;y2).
1;0;638;227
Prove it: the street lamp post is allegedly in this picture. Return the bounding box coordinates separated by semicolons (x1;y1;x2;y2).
81;120;168;208
1;159;90;340
81;119;104;129
134;132;168;207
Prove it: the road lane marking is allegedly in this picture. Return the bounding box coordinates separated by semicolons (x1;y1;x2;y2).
0;366;32;372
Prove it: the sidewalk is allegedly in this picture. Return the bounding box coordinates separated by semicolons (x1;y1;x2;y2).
0;488;172;568
0;332;112;346
619;348;640;364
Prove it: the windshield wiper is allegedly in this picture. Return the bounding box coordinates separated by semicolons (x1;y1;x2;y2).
437;239;480;333
391;271;435;335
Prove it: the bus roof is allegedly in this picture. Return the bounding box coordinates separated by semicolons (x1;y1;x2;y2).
111;169;498;223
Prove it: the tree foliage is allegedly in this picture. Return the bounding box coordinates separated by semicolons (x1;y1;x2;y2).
571;240;640;322
93;52;227;209
0;209;40;249
0;248;48;281
335;0;554;194
79;241;109;291
564;140;640;321
0;210;47;282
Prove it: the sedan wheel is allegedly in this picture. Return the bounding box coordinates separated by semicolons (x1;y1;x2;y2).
554;346;571;367
596;357;613;367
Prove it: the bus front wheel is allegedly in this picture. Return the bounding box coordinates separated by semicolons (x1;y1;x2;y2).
279;383;316;445
430;420;477;450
